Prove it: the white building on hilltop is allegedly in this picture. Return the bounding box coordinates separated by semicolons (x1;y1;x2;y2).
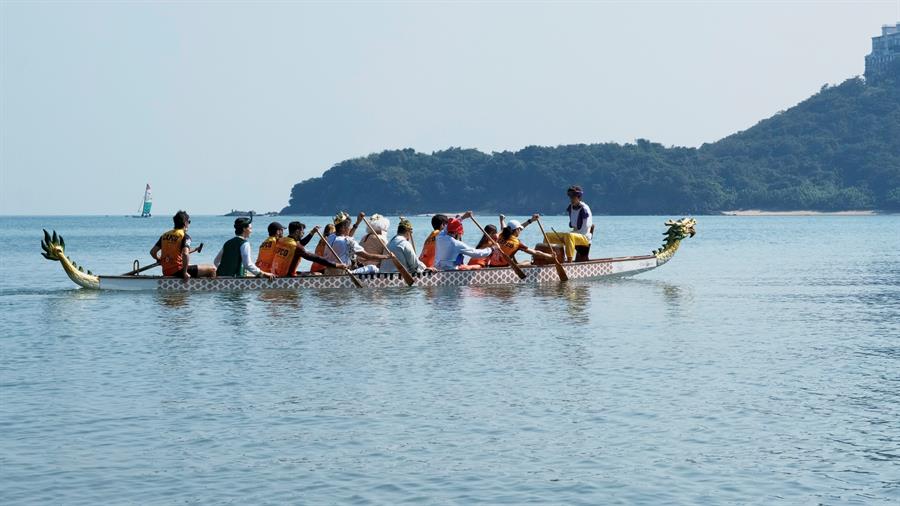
865;23;900;81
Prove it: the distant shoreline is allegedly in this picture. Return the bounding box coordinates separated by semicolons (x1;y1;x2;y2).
720;209;879;216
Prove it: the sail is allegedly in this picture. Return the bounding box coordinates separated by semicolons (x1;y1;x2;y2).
140;184;152;217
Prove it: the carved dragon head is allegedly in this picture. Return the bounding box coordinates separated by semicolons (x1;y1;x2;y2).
653;218;697;260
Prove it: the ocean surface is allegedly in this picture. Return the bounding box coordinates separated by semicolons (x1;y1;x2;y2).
1;214;898;505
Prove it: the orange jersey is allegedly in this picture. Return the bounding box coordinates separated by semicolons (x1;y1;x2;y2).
256;236;278;272
156;228;189;276
492;235;524;266
271;237;299;277
419;229;441;267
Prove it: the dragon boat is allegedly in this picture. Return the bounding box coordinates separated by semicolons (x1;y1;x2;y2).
41;218;696;291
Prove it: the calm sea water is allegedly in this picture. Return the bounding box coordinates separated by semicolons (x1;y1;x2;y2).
1;215;898;504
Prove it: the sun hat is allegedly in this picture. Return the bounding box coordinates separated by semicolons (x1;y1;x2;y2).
505;219;522;231
333;211;350;225
368;214;390;234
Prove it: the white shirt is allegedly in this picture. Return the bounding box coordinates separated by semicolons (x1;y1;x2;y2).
324;234;364;265
433;231;492;270
381;235;427;273
568;202;593;238
213;238;262;275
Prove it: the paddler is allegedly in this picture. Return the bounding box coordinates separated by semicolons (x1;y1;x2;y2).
380;218;434;274
271;221;345;277
255;221;284;273
309;223;336;274
491;215;555;266
467;223;498;267
150;210;216;279
359;213;390;266
546;185;593;262
418;214;448;268
213;216;274;278
323;212;391;275
433;211;493;270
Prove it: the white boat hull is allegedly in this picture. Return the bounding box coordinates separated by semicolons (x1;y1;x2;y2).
42;218;696;292
97;256;660;291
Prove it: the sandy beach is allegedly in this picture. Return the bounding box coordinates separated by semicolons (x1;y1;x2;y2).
721;210;879;216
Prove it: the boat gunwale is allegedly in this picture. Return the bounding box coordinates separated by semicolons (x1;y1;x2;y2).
97;254;658;280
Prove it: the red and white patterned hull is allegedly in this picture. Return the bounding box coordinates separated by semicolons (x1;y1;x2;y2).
97;255;661;291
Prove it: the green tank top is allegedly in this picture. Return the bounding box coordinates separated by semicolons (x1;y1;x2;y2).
217;236;247;277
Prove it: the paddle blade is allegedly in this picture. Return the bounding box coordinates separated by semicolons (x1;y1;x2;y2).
510;261;527;280
392;257;415;286
555;262;568;281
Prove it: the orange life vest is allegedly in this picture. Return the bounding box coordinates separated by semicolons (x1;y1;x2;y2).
256;236;278;272
492;235;522;266
468;239;494;266
271;237;298;277
310;239;327;273
159;228;187;276
419;230;440;267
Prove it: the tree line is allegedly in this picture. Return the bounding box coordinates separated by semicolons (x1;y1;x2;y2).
283;62;900;215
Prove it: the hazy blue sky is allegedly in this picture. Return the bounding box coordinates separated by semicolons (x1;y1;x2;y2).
2;1;898;215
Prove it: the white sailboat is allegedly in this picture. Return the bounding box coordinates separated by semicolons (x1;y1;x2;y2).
133;184;152;218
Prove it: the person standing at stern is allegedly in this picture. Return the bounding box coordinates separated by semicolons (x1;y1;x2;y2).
547;185;593;262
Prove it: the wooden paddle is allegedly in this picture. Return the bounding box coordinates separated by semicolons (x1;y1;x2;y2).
363;216;415;286
314;228;364;288
550;228;572;263
536;219;568;281
469;215;527;280
123;243;204;275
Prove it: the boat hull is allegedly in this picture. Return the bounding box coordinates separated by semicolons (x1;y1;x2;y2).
42;218;696;292
98;255;660;291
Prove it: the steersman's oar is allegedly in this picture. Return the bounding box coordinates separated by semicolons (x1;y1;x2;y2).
469;215;527;280
123;243;204;275
536;218;568;281
313;228;364;288
362;216;415;286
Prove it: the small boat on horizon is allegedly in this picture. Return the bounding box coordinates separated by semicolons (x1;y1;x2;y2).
40;219;696;291
131;184;152;218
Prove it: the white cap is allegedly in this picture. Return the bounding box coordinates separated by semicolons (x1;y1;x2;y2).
505;219;522;230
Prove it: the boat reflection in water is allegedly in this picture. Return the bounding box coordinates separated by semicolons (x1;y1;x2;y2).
154;291;190;309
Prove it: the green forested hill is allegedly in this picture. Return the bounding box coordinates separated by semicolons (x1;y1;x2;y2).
283;63;900;215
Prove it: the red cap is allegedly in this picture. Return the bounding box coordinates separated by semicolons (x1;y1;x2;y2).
446;218;464;236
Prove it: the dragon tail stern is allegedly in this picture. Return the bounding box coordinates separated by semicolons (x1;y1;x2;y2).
41;229;100;289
